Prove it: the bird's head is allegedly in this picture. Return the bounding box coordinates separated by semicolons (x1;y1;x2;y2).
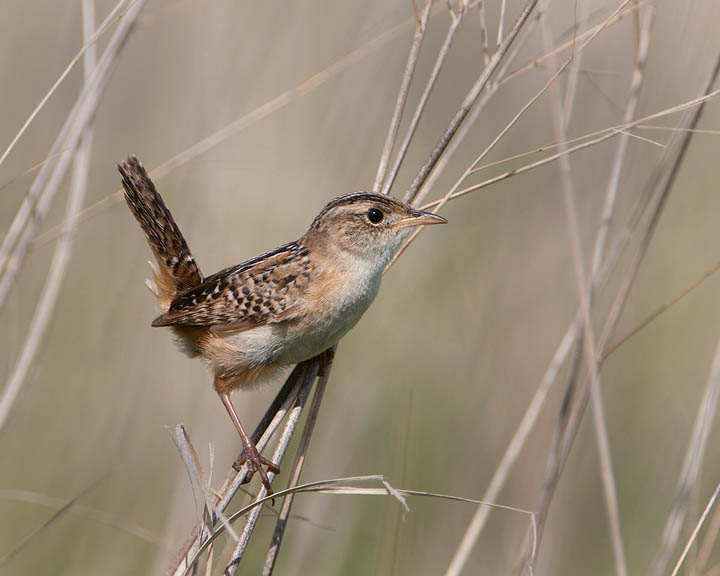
304;192;446;269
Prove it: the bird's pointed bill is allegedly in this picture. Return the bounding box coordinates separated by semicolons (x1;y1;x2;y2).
391;209;447;229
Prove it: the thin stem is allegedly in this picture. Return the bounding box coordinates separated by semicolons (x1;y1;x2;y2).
31;1;643;249
444;323;577;576
263;349;335;575
403;0;546;207
523;49;720;576
537;12;627;576
33;10;429;249
0;0;100;434
650;338;720;576
0;488;166;547
0;476;106;568
478;1;490;66
170;426;239;543
0;0;147;314
561;0;590;128
496;0;508;49
169;362;310;576
406;0;540;202
591;4;655;279
373;0;433;193
670;481;720;576
603;259;720;361
600;54;720;365
0;0;130;274
393;0;658;272
223;361;320;575
694;482;720;574
382;3;467;196
187;477;538;574
444;3;648;573
432;87;719;204
0;0;130;169
498;1;646;89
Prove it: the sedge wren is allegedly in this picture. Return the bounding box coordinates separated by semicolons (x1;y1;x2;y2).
118;156;446;493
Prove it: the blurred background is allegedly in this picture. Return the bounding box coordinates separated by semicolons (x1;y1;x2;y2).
2;1;720;574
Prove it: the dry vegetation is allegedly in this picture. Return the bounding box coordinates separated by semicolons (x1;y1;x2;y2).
2;1;720;575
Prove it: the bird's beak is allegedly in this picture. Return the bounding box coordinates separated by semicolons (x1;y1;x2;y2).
391;209;447;229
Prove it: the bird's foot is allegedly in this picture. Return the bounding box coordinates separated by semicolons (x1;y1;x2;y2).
232;443;280;495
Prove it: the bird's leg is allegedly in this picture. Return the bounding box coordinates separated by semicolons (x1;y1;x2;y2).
219;393;280;495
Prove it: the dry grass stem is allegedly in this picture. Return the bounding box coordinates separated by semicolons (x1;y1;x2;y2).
478;0;490;66
0;0;130;169
223;364;320;575
561;0;590;127
603;259;720;361
186;476;536;576
670;481;720;576
636;125;720;136
496;0;508;49
0;0;146;313
538;11;627;576
170;426;239;542
507;4;655;571
521;49;720;575
32;9;433;249
499;1;646;87
0;0;129;271
694;483;720;575
444;323;576;576
382;2;471;196
30;1;643;251
433;87;720;204
373;0;433;194
616;129;664;148
406;0;540;202
0;150;71;194
0;488;167;547
598;54;720;361
591;4;655;278
0;476;106;569
648;340;720;576
0;0;100;433
404;0;555;207
183;475;399;572
168;362;311;576
393;1;677;275
262;349;335;576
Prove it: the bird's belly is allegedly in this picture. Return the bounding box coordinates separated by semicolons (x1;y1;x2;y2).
218;303;368;370
274;295;373;364
215;272;380;370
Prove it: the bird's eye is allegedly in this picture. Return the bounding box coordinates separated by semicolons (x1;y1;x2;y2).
367;207;384;224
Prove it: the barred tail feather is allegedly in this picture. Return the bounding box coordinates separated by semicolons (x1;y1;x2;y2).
118;156;203;310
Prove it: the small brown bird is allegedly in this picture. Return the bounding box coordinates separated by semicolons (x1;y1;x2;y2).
119;156;446;493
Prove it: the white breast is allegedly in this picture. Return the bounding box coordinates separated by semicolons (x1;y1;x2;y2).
218;253;383;369
275;261;382;365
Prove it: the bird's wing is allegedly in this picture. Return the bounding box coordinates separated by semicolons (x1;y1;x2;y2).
152;241;312;331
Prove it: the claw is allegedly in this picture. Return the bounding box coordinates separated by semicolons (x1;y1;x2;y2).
231;448;279;496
